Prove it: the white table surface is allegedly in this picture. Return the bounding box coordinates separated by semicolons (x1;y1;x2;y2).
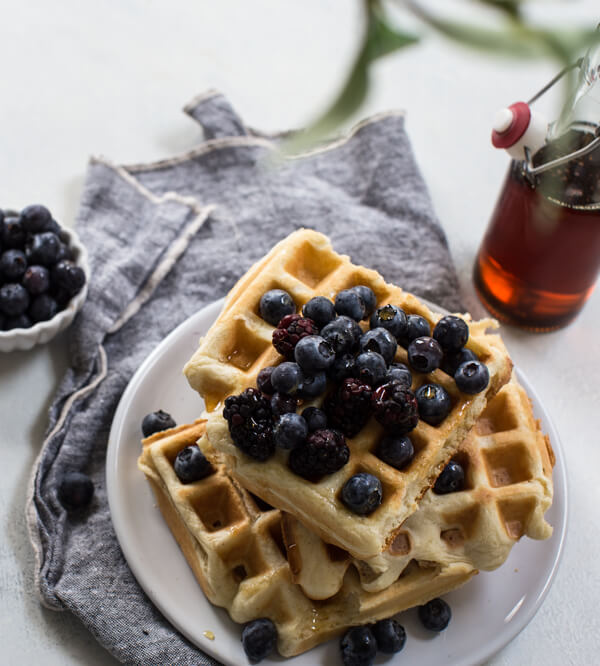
1;1;599;665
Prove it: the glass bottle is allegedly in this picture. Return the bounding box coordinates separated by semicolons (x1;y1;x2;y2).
473;43;600;331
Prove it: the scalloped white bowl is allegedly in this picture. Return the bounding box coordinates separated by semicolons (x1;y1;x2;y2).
0;226;90;352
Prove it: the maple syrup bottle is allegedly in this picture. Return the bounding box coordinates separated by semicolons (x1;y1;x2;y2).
474;44;600;331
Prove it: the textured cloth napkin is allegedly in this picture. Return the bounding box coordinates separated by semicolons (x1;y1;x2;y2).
26;91;462;665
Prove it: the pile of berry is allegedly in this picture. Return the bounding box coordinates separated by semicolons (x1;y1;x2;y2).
0;205;86;331
223;285;489;515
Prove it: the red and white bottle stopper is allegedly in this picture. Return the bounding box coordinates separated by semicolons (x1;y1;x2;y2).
491;101;548;161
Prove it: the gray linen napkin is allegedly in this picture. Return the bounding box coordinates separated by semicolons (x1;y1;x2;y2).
26;90;462;666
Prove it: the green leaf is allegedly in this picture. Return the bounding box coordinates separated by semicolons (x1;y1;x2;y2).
283;0;419;152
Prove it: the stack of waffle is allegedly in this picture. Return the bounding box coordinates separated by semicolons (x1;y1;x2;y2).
138;229;554;658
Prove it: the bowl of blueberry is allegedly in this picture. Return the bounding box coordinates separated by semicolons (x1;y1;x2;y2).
0;204;89;352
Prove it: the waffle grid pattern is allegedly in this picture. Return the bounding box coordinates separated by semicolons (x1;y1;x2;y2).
189;229;513;559
282;375;555;599
138;421;475;656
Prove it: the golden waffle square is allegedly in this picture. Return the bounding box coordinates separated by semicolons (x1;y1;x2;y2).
186;229;513;560
138;421;475;657
282;373;555;600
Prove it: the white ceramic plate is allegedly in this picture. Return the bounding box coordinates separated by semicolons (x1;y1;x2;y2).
106;298;567;666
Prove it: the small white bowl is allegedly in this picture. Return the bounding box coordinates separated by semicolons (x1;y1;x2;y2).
0;227;90;352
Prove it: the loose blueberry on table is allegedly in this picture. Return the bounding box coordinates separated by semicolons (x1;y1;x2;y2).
0;204;86;330
57;471;94;511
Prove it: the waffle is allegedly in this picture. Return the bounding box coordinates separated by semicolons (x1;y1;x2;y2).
186;229;513;559
138;421;475;657
282;373;555;600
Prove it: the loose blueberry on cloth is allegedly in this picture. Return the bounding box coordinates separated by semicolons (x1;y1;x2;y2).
26;90;462;665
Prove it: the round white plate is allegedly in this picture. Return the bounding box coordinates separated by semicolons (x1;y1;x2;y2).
106;298;567;666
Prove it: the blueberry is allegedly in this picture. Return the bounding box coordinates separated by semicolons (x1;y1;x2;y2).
25;231;61;266
335;288;366;321
241;618;277;663
270;392;298;417
4;313;32;330
415;384;452;425
340;625;377;666
257;366;275;394
351;285;377;317
441;347;478;376
433;315;469;353
298;371;327;398
29;294;58;322
372;618;406;654
2;216;26;248
294;335;335;373
370;304;408;340
302;296;336;328
141;409;176;437
341;473;382;515
0;283;30;316
259;289;295;325
407;336;443;373
454;360;489;394
274;412;308;449
329;353;356;382
433;460;465;494
0;249;27;281
20;204;52;233
55;241;74;262
301;406;327;432
360;327;397;364
22;265;50;294
354;351;387;386
57;471;94;511
376;434;414;470
398;314;430;347
174;445;213;483
418;598;451;631
386;362;412;387
321;316;362;355
271;361;304;394
51;259;86;296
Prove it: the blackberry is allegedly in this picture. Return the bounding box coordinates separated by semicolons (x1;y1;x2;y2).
288;429;349;481
223;388;275;461
325;377;373;438
371;381;418;434
272;313;319;359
